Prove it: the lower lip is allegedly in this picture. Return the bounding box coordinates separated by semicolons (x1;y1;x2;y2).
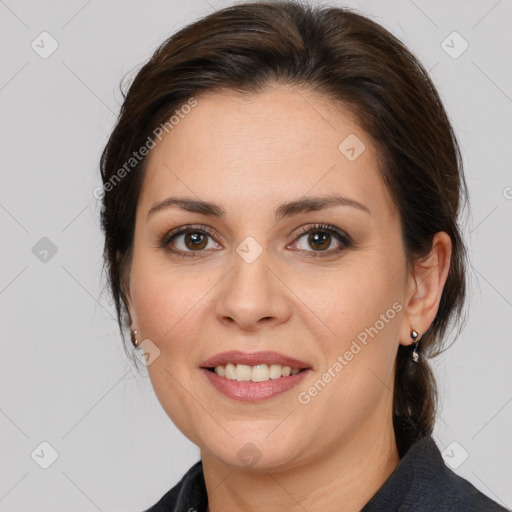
201;368;311;402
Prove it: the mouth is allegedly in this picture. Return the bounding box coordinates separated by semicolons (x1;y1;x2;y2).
200;350;311;379
200;351;312;401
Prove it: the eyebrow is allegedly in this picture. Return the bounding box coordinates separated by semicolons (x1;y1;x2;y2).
147;194;371;220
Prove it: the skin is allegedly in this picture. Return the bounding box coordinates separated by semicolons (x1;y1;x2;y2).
126;85;452;512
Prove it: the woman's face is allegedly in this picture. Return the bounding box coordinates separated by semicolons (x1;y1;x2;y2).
127;86;416;470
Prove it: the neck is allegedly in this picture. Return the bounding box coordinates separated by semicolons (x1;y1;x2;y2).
201;413;400;512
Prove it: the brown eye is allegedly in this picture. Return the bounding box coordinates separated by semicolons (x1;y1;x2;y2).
291;223;352;256
160;225;221;257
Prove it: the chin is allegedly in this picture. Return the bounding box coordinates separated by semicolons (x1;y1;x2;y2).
197;428;309;472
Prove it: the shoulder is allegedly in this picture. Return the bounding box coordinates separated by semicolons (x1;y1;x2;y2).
141;460;207;512
363;435;509;511
430;457;509;511
404;436;508;511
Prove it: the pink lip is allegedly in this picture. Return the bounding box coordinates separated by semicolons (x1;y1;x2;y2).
200;350;311;369
201;367;311;402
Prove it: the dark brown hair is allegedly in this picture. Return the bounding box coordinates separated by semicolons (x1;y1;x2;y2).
99;0;469;453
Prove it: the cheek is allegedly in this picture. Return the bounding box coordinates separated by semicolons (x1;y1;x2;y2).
130;252;214;348
297;253;404;344
302;251;405;390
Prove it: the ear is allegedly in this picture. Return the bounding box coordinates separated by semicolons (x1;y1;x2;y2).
122;275;136;330
126;301;136;330
400;231;452;346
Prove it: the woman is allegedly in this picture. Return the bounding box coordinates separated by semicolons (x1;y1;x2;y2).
99;1;508;510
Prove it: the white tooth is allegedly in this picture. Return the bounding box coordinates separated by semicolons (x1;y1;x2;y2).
216;363;299;381
235;364;252;381
269;364;282;379
225;363;237;380
251;364;270;382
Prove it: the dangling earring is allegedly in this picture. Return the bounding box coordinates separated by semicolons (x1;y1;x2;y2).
410;329;421;362
131;329;139;348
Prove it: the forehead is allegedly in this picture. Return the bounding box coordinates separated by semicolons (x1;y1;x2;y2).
139;86;395;223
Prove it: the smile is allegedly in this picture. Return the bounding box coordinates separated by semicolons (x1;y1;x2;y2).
208;363;302;382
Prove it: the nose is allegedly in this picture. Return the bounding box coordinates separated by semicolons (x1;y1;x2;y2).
215;243;291;331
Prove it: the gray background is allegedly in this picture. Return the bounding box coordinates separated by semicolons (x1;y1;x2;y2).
1;0;511;510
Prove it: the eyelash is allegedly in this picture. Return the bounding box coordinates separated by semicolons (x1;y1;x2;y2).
157;223;353;258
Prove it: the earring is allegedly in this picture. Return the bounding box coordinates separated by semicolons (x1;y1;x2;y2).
410;329;421;362
131;329;139;348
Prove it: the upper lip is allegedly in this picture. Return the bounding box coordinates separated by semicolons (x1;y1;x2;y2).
201;351;311;369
